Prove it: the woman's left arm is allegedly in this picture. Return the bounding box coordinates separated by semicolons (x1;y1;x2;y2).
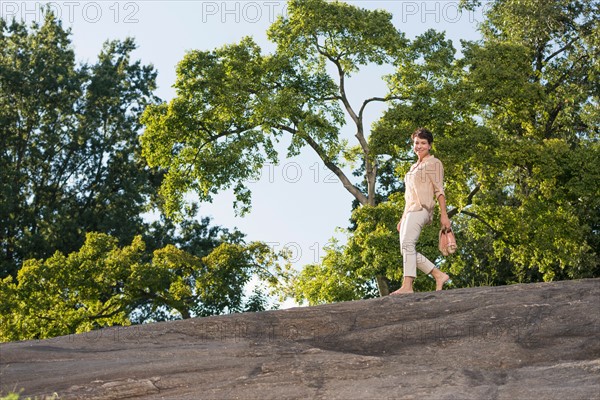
438;194;451;230
430;159;451;230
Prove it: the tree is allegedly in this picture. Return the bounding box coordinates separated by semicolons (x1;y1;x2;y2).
0;232;289;341
244;287;277;312
447;0;600;282
375;0;600;287
0;233;138;341
287;0;600;304
0;14;160;278
140;0;411;295
0;12;292;342
291;204;399;305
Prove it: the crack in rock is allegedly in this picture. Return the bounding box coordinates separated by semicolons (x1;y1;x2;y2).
62;377;161;399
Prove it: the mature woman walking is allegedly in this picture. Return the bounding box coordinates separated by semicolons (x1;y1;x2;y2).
391;128;450;295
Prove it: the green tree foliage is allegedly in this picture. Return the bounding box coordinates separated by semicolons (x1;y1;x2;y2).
141;0;406;214
141;0;598;305
0;14;289;341
243;287;275;312
292;203;400;305
0;14;160;277
445;0;600;283
291;195;440;304
0;232;289;341
140;0;416;295
297;0;599;304
1;234;139;340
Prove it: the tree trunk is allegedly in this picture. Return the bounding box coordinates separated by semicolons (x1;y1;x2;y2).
376;275;390;296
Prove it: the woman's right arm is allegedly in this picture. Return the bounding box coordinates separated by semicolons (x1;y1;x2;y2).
397;212;406;232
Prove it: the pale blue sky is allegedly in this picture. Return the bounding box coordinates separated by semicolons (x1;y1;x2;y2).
3;1;485;304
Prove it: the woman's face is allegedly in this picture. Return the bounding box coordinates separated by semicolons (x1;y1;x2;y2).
413;137;431;158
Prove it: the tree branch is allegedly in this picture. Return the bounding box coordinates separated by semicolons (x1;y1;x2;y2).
324;56;382;205
358;95;406;122
545;53;590;94
448;183;480;218
184;126;251;178
543;36;579;64
329;58;360;129
459;210;499;236
544;100;565;138
86;306;127;321
276;124;369;205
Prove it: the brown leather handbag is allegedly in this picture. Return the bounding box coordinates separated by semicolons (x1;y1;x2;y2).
439;227;457;256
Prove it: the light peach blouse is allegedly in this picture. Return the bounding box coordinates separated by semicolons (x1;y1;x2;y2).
404;155;445;221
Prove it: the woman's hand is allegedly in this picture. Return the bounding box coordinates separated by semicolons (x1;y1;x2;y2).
397;218;403;232
440;214;451;231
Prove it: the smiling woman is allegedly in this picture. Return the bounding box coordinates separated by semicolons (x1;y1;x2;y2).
392;127;451;295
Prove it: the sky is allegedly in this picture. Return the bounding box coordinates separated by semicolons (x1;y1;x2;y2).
1;0;487;306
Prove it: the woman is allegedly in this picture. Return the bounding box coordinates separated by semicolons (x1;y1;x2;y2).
391;127;450;295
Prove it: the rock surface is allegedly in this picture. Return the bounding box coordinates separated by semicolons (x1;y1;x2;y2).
1;279;599;399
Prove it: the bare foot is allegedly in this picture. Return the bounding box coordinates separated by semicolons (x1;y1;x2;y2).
390;287;414;295
435;272;449;291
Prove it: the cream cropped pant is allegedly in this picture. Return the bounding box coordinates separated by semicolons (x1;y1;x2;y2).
399;209;436;278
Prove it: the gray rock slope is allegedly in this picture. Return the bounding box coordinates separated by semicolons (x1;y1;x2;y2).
1;278;599;399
